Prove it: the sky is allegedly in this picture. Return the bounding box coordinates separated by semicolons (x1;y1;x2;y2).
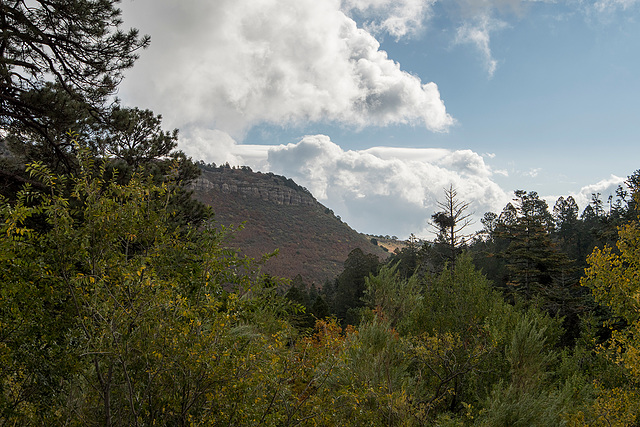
117;0;640;239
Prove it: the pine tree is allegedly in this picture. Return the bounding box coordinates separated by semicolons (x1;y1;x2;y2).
496;191;575;319
1;0;149;150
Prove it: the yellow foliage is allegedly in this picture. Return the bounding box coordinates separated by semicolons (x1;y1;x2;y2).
581;194;640;425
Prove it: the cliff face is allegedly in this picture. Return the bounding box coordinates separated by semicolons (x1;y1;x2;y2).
190;166;388;285
190;172;315;207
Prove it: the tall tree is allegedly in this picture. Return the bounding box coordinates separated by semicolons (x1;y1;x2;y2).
331;248;380;325
431;185;473;268
495;191;577;331
552;195;587;266
553;196;579;234
1;0;148;143
497;191;556;297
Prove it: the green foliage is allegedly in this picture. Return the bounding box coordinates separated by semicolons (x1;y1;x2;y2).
330;248;380;325
1;0;149;177
579;192;640;424
3;150;631;424
0;143;297;424
356;253;586;425
478;312;572;427
404;256;516;420
406;254;513;338
363;263;422;328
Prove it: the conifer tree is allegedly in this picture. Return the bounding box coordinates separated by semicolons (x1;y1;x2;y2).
1;0;149;149
496;191;575;318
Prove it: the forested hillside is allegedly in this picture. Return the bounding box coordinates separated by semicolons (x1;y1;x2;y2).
3;1;640;425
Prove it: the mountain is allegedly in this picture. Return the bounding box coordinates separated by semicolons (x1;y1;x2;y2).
190;165;389;285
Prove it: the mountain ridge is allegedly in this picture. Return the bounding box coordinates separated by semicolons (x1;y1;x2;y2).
190;165;389;285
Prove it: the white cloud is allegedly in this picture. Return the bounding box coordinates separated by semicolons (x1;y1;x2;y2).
341;0;436;38
454;14;508;77
178;129;241;166
526;167;542;178
265;135;509;237
571;174;626;213
119;0;453;140
593;0;640;13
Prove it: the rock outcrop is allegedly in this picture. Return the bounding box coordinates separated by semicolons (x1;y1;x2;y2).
190;169;316;207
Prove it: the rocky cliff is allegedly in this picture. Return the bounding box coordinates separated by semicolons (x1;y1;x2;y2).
190;170;315;207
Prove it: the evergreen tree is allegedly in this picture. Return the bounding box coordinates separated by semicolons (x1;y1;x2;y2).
496;191;570;302
332;248;380;325
491;191;582;344
1;0;148;159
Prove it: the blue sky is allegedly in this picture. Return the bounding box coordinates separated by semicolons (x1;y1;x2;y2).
118;0;640;238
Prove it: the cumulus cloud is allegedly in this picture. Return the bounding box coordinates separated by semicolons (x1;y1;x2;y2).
179;129;242;166
265;135;509;237
118;0;453;139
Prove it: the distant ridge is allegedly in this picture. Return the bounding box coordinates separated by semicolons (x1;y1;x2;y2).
190;165;388;285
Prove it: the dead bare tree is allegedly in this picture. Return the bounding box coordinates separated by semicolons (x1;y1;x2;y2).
431;185;474;268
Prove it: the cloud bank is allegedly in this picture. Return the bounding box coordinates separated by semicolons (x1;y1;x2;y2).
119;0;453;138
265;135;508;237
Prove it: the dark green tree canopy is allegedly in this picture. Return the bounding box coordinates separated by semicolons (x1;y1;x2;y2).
0;2;206;225
553;196;579;232
0;1;153;177
1;0;148;118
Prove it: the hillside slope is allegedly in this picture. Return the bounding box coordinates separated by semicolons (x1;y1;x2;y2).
190;166;388;285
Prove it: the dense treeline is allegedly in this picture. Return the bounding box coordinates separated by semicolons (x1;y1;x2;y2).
290;176;640;425
3;1;640;425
